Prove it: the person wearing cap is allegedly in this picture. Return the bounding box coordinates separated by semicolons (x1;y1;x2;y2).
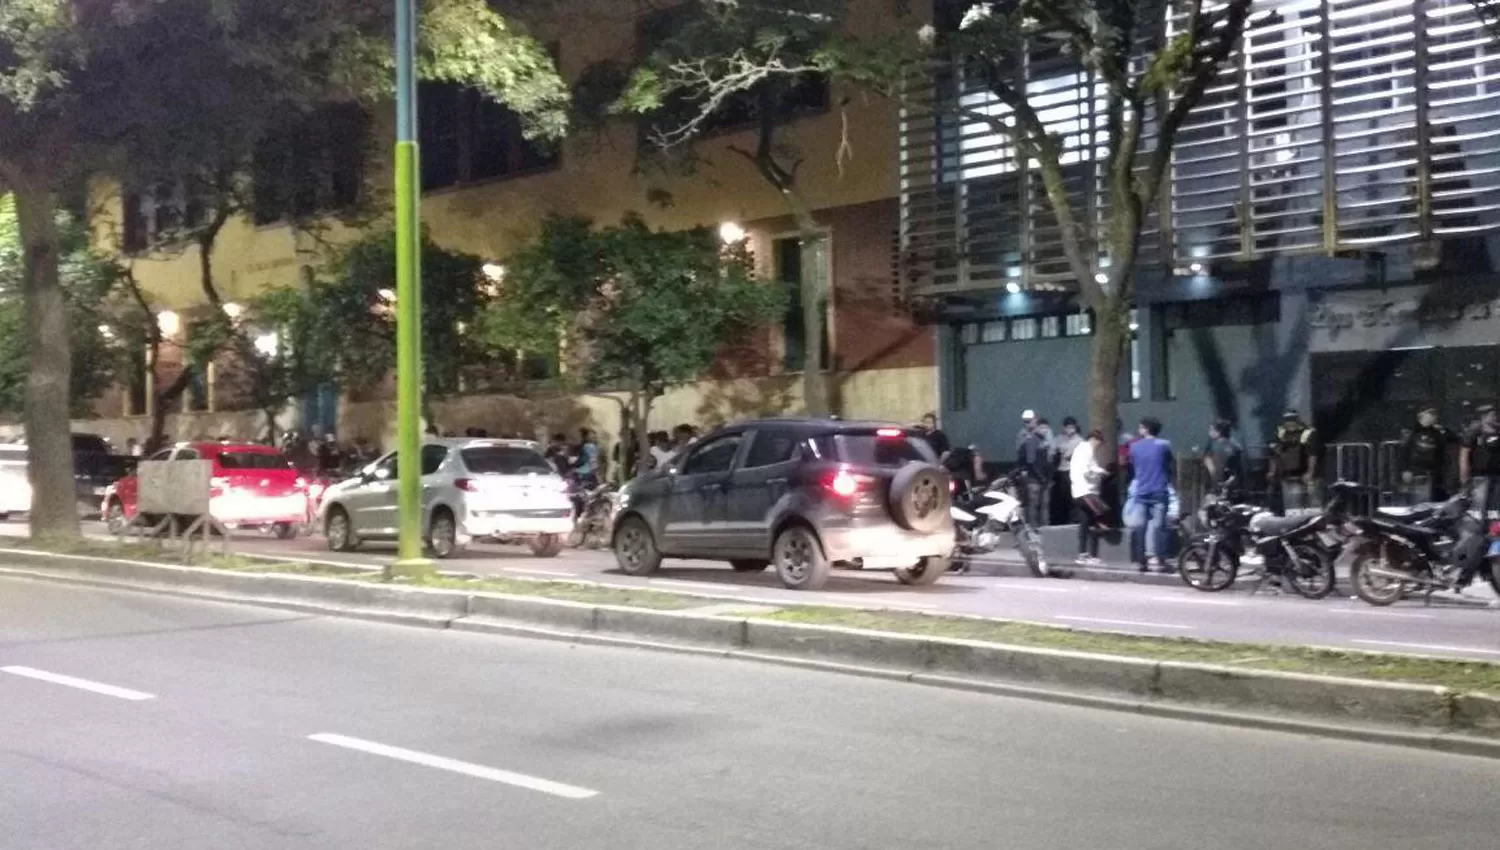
1399;405;1451;504
1269;408;1319;512
1016;409;1038;453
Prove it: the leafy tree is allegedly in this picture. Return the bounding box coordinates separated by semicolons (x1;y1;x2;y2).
615;0;860;418
0;0;569;537
309;227;496;419
483;214;783;473
0;195;128;418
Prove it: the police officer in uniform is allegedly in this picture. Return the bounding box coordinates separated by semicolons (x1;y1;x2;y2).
1399;405;1450;504
1270;408;1319;512
1461;405;1500;517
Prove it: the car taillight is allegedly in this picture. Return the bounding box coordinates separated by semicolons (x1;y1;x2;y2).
825;469;873;498
876;428;904;438
455;478;478;493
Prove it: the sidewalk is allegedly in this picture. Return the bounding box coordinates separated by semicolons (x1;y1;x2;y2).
963;526;1500;607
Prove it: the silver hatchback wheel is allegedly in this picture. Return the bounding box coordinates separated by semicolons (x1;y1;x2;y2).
428;511;459;559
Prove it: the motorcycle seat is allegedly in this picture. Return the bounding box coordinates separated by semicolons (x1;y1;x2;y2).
1250;514;1316;537
1374;506;1439;525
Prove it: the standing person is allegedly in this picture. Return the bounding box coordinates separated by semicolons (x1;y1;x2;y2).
575;428;602;488
1269;409;1319;512
1128;417;1175;572
125;437;142;458
1401;405;1451;504
1016;409;1038;453
916;412;950;461
1015;416;1055;528
672;424;698;454
1460;405;1500;514
648;431;675;470
544;433;571;476
1051;417;1083;525
1203;420;1244;490
1071;429;1109;566
944;443;987;499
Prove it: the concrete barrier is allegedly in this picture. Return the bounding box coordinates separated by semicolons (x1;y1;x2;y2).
468;593;596;632
1156;661;1453;728
926;639;1160;697
595;606;746;647
745;620;930;670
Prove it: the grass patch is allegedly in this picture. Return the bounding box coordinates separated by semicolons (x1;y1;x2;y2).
354;572;703;610
758;606;1500;693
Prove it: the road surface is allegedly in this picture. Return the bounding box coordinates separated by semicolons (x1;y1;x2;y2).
5;521;1500;661
2;576;1497;850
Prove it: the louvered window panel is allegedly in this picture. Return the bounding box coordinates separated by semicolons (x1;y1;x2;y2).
902;0;1500;299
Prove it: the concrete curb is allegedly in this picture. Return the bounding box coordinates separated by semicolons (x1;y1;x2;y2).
3;546;1500;759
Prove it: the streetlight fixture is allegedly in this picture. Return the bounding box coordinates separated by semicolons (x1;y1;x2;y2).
719;221;747;245
391;0;430;577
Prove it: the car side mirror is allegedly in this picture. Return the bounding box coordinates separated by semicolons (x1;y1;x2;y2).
372;467;391;482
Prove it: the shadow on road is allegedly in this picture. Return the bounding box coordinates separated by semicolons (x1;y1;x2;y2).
612;565;980;596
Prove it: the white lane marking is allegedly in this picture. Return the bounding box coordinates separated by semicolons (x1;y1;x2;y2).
506;568;579;578
1;666;155;701
1054;616;1193;631
1352;640;1500;657
648;579;752;593
1148;595;1242;607
308;734;598;799
1326;609;1435;621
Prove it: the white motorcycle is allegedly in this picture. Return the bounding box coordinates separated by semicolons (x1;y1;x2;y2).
950;471;1049;577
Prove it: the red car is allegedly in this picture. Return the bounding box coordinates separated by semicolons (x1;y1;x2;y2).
102;442;309;538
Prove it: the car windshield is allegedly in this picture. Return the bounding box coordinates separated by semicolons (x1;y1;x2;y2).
461;446;554;476
818;431;935;467
218;451;295;471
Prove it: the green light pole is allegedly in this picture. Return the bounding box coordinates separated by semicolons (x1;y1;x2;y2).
391;0;431;577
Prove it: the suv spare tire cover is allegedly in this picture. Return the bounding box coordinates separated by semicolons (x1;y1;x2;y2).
889;462;952;533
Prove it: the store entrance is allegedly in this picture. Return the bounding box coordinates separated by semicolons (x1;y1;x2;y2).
1311;346;1499;446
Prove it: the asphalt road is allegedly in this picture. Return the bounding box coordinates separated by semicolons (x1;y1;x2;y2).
6;521;1500;661
3;576;1498;850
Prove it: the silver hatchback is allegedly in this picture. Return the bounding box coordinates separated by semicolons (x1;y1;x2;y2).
318;439;574;558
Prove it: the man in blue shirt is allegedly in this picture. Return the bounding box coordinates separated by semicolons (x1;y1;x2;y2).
1128;417;1175;572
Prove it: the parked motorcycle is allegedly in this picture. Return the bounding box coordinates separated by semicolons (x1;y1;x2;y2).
1347;492;1500;605
950;472;1048;577
568;483;618;550
1177;479;1348;598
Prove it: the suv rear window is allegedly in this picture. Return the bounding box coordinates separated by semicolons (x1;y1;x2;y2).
219;452;295;471
461;446;554;475
812;431;936;468
72;434;110;454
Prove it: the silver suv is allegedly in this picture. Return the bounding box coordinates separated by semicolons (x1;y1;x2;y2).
319;439;573;558
611;419;954;590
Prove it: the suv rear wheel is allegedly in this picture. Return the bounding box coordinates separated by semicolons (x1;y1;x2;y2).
773;525;831;590
894;555;950;586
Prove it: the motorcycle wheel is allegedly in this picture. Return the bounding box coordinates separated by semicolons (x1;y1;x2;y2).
1283;542;1336;600
1015;526;1047;577
1350;551;1408;607
1178;540;1238;592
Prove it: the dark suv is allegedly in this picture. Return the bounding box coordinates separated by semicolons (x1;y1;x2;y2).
611;419;955;590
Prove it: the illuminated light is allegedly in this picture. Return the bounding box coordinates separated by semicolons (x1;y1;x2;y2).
222;302;244;320
1095;272;1109;284
1189;262;1205;275
157;311;180;337
1005;281;1021;294
97;324;115;340
253;331;279;357
830;470;859;498
718;221;747;245
377;288;396;303
876;428;904;438
481;263;506;283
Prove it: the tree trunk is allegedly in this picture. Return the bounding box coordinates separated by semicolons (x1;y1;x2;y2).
636;391;656;479
1089;298;1130;463
12;180;78;539
797;229;830;418
149;366;194;452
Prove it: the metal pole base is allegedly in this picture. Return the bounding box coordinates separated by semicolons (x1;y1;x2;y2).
387;556;436;581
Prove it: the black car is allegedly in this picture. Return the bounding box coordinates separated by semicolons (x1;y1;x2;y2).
610;418;955;590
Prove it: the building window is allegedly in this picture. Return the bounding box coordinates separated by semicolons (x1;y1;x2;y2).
1040;316;1061;338
948;325;968;411
1064;311;1093;336
979;320;1006;343
775;235;831;372
960;323;980;345
1127;309;1142;402
419;82;558;192
121;181;207;253
253;104;368;225
1010;317;1039;341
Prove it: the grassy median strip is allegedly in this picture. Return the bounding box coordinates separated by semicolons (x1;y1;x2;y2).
10;536;1500;693
755;606;1500;693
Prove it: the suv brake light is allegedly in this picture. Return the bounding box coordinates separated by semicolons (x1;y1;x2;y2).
876;428;904;438
826;469;874;498
455;478;478;493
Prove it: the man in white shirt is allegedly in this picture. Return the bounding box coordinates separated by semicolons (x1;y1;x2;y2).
1070;429;1109;566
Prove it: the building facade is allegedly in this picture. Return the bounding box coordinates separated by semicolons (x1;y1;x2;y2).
74;0;935;450
902;0;1500;473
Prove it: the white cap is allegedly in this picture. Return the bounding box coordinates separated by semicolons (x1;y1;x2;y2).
1021;409;1036;420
